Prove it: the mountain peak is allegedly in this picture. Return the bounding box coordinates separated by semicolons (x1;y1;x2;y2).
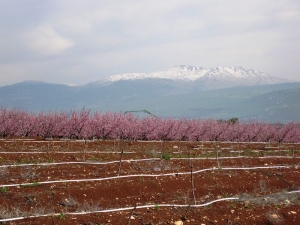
89;65;292;87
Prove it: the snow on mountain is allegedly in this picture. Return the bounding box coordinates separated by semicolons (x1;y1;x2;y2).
88;65;291;89
106;65;208;82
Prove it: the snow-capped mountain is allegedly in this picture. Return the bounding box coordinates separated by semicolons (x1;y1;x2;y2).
1;67;300;122
90;65;291;89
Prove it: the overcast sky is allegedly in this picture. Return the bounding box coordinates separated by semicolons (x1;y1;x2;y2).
0;0;299;86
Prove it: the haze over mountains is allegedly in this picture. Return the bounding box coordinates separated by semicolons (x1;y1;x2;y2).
1;65;299;122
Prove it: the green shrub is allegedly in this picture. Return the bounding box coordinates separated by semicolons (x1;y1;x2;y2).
161;152;171;160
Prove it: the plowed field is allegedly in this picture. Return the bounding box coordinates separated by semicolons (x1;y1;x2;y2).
0;139;299;225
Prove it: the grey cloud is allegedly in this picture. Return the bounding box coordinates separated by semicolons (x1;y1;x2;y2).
0;0;299;86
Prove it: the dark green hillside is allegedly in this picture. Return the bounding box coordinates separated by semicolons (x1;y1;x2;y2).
236;87;300;121
1;80;300;122
134;83;300;122
0;81;79;111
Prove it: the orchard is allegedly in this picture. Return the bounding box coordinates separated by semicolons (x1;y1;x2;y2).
0;107;300;224
0;107;299;143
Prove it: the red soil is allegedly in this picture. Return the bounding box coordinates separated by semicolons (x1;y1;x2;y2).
0;139;299;225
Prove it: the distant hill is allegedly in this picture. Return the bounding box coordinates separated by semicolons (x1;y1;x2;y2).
0;66;299;122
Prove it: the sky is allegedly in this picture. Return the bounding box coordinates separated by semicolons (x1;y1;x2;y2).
0;0;299;86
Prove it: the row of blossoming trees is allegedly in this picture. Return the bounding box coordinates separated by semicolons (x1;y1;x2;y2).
0;108;300;143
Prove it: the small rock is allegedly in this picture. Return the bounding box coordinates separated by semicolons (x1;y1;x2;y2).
231;210;235;214
174;221;183;225
290;211;297;214
130;216;135;219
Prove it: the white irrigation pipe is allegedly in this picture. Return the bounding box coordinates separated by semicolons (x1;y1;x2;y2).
0;165;293;188
173;156;300;159
1;190;300;223
257;156;300;159
0;151;135;154
1;148;298;155
113;140;300;144
0;156;299;169
228;149;298;152
288;190;300;194
74;197;240;214
0;158;161;168
2;139;300;145
0;197;238;223
1;140;94;142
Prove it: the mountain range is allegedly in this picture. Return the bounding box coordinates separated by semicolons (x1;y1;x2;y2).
1;65;299;122
91;65;289;88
